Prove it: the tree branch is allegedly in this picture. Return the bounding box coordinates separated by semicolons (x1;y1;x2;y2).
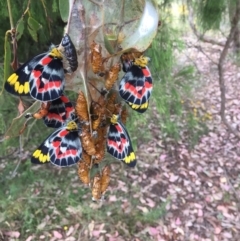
218;0;240;139
187;0;225;47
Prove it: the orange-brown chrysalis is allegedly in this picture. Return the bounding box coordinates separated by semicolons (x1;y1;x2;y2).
92;173;102;200
101;166;111;194
82;150;92;166
91;97;106;131
94;142;105;164
75;91;89;122
104;63;121;91
78;161;90;184
80;129;96;156
91;101;102;131
92;116;101;132
90;41;105;76
105;92;117;115
93;125;107;164
120;108;128;125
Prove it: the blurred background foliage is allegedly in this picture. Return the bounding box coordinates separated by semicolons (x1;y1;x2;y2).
0;0;65;159
197;0;226;30
0;0;65;62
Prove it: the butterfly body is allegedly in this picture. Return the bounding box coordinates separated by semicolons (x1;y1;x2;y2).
60;33;78;72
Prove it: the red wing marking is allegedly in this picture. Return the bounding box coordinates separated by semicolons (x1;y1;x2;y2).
66;107;74;118
124;82;148;99
41;56;53;65
47;113;65;120
33;70;62;92
61;95;69;102
59;130;68;137
142;68;151;77
52;140;61;148
56;149;78;159
115;124;123;133
108;140;125;153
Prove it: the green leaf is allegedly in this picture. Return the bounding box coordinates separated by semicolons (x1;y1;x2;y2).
28;17;42;42
59;0;69;23
28;16;42;31
3;32;11;82
52;0;58;12
16;19;25;40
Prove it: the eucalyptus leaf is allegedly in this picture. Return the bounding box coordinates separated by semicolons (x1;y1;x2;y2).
16;19;25;41
28;26;38;42
28;17;42;31
28;17;42;42
59;0;69;23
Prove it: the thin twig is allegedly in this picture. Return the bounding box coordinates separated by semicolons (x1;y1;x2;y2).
15;0;31;28
10;159;21;178
193;44;219;65
7;0;14;29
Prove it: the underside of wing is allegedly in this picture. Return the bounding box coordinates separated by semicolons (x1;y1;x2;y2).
127;101;149;113
31;137;51;165
5;53;46;96
29;56;64;101
107;122;136;167
49;131;82;167
119;65;152;106
43;95;74;128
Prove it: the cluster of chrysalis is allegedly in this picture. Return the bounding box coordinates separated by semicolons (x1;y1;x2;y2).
4;34;153;201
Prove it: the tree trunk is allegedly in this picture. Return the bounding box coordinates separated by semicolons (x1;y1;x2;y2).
228;0;240;53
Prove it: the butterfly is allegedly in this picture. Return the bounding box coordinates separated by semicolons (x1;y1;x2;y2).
43;94;75;128
5;45;65;101
107;114;136;167
31;120;82;167
60;33;78;72
119;55;153;113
